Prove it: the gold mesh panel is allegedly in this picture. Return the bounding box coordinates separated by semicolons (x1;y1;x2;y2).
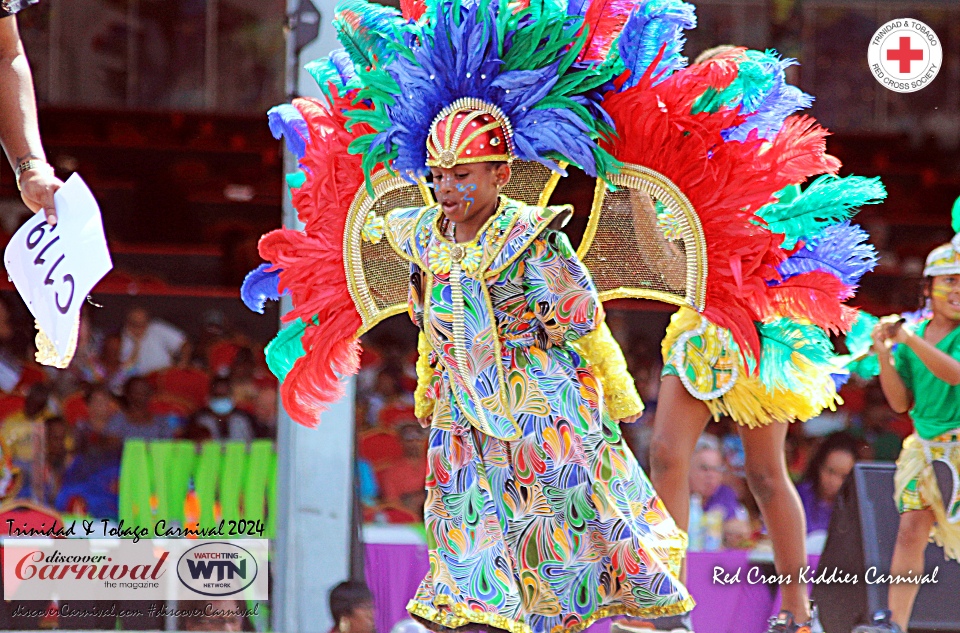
578;163;706;311
502;160;564;207
345;170;433;335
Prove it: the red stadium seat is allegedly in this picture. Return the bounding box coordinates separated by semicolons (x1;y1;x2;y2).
154;367;211;410
357;429;404;467
0;395;25;420
61;392;88;425
149;393;196;418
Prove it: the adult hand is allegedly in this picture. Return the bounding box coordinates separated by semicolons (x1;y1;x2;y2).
19;165;61;225
417;414;432;429
617;413;642;424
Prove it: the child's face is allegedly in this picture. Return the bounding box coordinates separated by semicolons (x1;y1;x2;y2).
430;163;509;226
930;275;960;320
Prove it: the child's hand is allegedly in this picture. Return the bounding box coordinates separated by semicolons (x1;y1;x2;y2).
872;316;909;356
879;315;909;343
417;414;432;429
871;323;892;356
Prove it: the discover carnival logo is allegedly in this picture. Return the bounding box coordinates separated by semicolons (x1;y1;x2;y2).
868;18;942;93
3;538;268;601
177;542;259;597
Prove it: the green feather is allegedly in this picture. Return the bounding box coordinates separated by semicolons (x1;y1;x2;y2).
952;195;960;234
333;0;402;72
845;310;879;359
755;174;887;248
265;318;312;381
758;318;835;393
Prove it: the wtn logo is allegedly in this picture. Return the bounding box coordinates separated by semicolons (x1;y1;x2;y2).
185;559;247;582
177;542;259;597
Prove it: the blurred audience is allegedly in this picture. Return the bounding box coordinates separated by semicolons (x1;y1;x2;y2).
796;431;862;536
186;376;254;442
105;376;177;440
688;434;749;551
120;306;191;376
377;422;428;514
328;581;375;633
1;382;52;497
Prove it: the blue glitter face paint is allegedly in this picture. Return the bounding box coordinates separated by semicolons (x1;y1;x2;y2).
457;183;477;214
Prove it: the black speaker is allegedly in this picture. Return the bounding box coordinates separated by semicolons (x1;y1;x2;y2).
812;462;960;633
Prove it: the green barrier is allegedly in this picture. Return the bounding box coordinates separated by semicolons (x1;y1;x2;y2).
118;440;277;538
118;440;152;528
219;442;247;524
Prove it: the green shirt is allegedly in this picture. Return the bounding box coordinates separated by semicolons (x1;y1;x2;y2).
894;320;960;439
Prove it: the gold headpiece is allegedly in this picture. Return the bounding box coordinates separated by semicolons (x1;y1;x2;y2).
426;98;514;168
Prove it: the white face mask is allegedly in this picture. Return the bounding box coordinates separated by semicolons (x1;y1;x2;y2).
209;397;234;416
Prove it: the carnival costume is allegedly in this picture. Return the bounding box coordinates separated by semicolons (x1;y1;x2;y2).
241;0;883;630
843;198;960;561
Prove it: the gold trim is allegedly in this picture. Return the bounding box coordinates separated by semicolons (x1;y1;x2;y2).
597;288;693;309
356;304;408;337
537;161;567;207
577;177;608;260
408;597;696;633
448;260;493;434
344;168;434;336
427;154;512;167
583;166;708;312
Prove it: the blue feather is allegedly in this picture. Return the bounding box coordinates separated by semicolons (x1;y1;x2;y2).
617;0;696;89
267;104;309;159
831;371;850;390
567;0;590;16
777;222;878;287
722;52;814;141
364;0;610;178
242;264;287;314
330;49;359;86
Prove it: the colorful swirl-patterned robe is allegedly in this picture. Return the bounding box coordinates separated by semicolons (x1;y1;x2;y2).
385;197;693;633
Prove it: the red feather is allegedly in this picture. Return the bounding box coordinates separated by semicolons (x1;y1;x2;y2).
602;56;846;365
767;271;855;334
400;0;425;22
577;0;640;63
258;91;375;427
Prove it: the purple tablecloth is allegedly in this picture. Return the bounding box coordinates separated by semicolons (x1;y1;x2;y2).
365;543;818;633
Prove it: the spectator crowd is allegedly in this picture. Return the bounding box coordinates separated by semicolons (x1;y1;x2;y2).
0;296;278;519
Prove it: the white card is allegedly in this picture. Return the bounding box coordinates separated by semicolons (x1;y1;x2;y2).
4;173;113;360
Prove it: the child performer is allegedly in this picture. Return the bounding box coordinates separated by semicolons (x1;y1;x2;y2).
854;202;960;633
398;103;693;633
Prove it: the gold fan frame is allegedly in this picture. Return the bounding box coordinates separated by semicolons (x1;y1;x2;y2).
579;162;708;312
344;161;705;337
344;169;434;336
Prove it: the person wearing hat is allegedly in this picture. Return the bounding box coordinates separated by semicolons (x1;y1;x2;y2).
854;198;960;633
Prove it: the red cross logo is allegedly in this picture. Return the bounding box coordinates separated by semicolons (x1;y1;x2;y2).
887;36;924;74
